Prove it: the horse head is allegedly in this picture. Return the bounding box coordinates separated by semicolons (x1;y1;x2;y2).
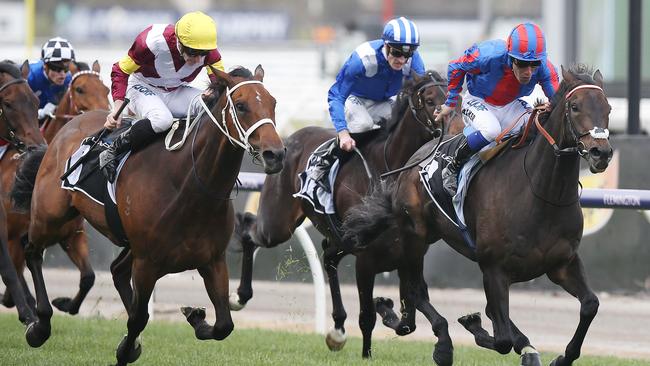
392;70;449;138
556;65;613;173
206;65;285;174
66;61;110;113
0;61;45;151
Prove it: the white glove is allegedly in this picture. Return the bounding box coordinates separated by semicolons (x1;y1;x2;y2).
38;102;57;119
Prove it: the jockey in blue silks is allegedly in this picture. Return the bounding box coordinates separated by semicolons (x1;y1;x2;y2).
27;37;75;124
434;22;560;195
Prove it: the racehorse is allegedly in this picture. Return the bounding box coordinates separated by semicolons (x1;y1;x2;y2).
343;64;613;366
233;70;460;363
0;60;43;328
11;65;285;365
0;60;109;315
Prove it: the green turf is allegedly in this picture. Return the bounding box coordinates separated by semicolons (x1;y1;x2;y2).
0;313;648;365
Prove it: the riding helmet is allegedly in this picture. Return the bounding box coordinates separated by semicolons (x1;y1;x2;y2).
382;17;419;54
175;11;217;50
41;37;75;63
506;22;547;61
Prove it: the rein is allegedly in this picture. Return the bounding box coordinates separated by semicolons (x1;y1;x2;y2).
0;78;29;152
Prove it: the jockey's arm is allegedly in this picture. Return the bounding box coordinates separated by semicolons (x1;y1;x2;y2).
106;55;140;129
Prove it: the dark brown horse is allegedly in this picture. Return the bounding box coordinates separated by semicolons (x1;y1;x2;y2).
1;60;109;315
0;60;43;328
233;70;461;363
12;66;285;365
343;64;613;366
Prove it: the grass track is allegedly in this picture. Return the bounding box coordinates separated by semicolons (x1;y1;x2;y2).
0;313;648;365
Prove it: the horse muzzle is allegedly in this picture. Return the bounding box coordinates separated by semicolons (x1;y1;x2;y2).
261;147;286;174
586;145;613;173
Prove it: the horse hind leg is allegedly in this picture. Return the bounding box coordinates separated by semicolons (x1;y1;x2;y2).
23;243;53;347
2;235;36;311
411;279;453;366
183;255;234;341
229;212;257;310
110;248;134;312
52;223;95;315
323;238;349;351
547;255;599;366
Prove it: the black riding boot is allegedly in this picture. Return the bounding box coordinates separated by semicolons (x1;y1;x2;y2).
99;118;158;183
441;134;475;196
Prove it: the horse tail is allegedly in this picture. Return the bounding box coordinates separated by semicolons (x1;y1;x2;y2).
342;180;397;251
11;145;47;213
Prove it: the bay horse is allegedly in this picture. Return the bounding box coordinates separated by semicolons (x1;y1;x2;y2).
0;60;44;328
11;65;285;365
1;60;109;315
233;70;461;363
343;64;613;366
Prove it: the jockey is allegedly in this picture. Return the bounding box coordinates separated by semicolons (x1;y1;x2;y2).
100;11;224;183
435;22;560;195
26;37;75;124
312;17;425;183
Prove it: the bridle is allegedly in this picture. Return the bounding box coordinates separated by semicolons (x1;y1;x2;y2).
51;70;103;122
0;78;29;152
199;79;276;155
534;83;608;156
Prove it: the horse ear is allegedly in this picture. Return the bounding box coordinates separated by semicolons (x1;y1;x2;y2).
561;65;575;84
92;60;101;73
593;69;604;87
69;61;79;75
21;60;29;79
411;70;421;82
254;64;264;82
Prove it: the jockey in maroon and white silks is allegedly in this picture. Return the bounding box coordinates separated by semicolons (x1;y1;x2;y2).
100;11;223;183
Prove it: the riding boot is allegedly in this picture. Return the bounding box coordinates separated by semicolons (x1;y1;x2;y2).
441;134;475;196
308;139;339;193
99;118;158;183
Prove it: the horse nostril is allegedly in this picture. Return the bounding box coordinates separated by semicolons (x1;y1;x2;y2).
589;147;601;158
262;149;285;163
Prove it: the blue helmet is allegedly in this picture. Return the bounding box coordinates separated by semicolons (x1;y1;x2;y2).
506;22;547;61
382;17;419;53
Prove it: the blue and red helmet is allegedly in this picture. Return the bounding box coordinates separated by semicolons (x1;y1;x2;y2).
506;22;546;61
382;17;419;54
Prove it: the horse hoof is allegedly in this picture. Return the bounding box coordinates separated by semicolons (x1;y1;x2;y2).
325;328;346;351
52;297;75;314
521;350;542;366
1;292;16;308
432;342;453;366
396;321;416;336
116;335;142;364
374;296;394;309
549;355;565;366
229;293;245;311
181;306;206;326
458;312;481;329
25;321;50;348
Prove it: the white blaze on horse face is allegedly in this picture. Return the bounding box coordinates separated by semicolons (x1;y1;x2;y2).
256;91;262;103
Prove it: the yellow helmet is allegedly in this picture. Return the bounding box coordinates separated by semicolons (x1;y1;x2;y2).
175;11;217;50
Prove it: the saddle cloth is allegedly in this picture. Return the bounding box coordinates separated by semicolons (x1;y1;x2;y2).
293;139;340;215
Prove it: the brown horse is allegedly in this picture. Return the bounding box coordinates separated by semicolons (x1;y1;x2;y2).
0;60;43;328
12;65;285;365
0;60;109;315
233;70;460;363
343;64;613;366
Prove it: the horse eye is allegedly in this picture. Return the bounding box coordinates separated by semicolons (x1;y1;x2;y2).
571;103;578;112
75;87;84;94
425;99;436;106
235;102;247;113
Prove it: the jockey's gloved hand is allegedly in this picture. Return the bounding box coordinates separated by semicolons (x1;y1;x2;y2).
434;104;454;122
38;103;57;120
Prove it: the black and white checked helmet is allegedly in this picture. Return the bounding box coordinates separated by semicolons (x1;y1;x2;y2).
41;37;75;63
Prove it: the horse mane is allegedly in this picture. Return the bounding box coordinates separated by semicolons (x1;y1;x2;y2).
384;69;446;134
74;61;90;71
0;60;21;79
204;66;254;109
549;63;596;111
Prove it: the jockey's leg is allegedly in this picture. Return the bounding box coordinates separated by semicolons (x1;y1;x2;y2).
100;118;158;182
441;131;487;195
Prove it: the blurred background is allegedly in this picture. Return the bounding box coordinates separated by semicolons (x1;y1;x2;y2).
0;0;648;293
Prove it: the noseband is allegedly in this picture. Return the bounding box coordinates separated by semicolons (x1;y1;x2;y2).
407;75;448;135
0;78;29;152
200;79;276;154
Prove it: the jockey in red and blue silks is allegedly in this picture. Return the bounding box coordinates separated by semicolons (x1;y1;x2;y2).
435;22;560;195
328;16;425;153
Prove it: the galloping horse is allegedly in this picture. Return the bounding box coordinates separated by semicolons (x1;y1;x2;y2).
233;70;460;363
0;60;43;328
343;64;613;366
0;60;109;315
12;66;285;365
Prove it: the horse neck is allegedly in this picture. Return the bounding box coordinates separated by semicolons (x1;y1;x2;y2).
527;104;581;202
383;113;431;170
44;91;73;142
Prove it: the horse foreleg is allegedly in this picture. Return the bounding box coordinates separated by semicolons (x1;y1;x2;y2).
230;214;257;310
2;235;36;310
184;254;234;341
52;226;95;315
547;255;598;366
0;235;35;325
356;262;376;359
323;238;348;351
481;267;513;354
23;243;53;347
115;259;156;366
413;278;453;366
110;248;133;312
